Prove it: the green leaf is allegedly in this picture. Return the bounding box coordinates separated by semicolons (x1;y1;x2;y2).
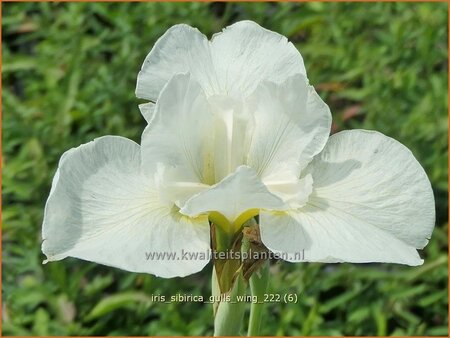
85;292;153;320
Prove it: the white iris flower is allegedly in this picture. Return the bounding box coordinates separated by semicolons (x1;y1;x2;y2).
42;21;435;279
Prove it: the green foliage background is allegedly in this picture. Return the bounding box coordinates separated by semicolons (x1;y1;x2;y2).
2;2;448;336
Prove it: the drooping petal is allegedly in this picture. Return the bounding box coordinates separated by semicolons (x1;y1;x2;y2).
136;24;218;101
210;20;307;98
260;209;424;265
42;136;210;278
181;166;285;225
136;21;307;102
141;73;215;186
260;130;435;266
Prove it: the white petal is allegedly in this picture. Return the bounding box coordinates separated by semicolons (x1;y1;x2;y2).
141;73;214;186
154;163;209;208
42;136;210;278
260;210;424;265
260;130;435;266
136;24;218;101
245;75;330;206
246;75;331;178
265;174;314;209
138;102;155;123
209;95;251;182
136;21;307;101
181;166;285;224
210;21;307;98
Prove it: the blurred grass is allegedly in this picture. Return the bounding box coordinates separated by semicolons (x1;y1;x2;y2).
2;2;448;336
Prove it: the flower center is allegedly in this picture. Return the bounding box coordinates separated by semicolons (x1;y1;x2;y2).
209;95;250;182
154;95;313;215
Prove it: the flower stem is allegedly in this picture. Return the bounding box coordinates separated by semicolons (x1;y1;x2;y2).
213;270;247;336
247;260;269;336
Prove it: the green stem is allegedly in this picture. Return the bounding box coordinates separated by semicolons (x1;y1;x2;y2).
247;260;269;336
213;271;247;336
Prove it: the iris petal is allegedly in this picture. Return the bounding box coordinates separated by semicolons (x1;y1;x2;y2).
42;136;210;277
260;130;435;265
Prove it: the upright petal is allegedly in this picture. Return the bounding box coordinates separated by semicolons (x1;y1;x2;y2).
210;20;307;98
136;21;307;102
260;130;435;265
141;73;215;186
245;75;331;206
42;136;210;278
136;24;218;102
247;75;331;176
181;166;285;225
